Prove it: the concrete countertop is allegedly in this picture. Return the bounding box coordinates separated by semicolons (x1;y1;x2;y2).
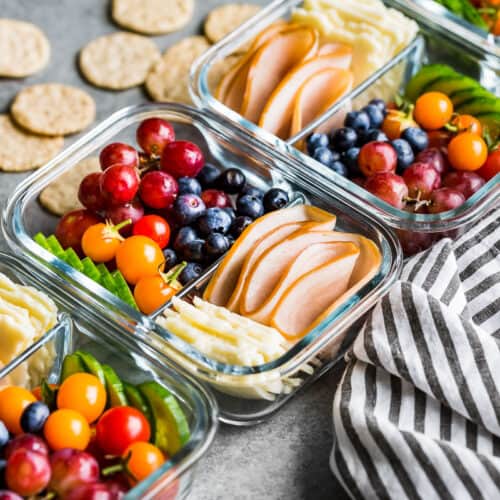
0;1;349;498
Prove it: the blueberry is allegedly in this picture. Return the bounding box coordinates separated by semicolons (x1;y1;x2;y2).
329;161;348;177
240;185;264;199
222;207;236;222
204;233;231;260
179;262;203;285
368;98;387;115
263;188;289;212
359;128;389;146
230;215;253;238
330;127;358;152
306;132;329;154
163;248;178;269
173;194;206;226
196;207;233;236
362;104;385;129
183;239;205;262
344;111;370;132
217;168;246;194
173;226;198;253
177;176;202;196
236;195;264;219
401;127;429;153
342;147;361;175
312;146;336;166
20;402;49;434
0;420;8;448
196;163;221;189
392;138;415;172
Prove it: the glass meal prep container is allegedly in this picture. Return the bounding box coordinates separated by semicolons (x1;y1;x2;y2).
2;103;402;425
191;0;499;256
0;252;217;500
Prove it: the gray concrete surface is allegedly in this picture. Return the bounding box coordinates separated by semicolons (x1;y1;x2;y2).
0;1;349;498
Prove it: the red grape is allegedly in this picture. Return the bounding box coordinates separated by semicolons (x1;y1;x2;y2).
105;200;145;235
397;229;434;256
49;449;100;498
65;482;115;500
100;165;140;205
6;449;50;496
139;171;178;209
99;143;138;171
365;173;408;209
358;141;397;177
78;172;105;212
428;188;465;214
0;491;23;500
54;209;103;255
160;141;205;178
415;147;448;176
201;189;232;208
136;118;175;156
443;171;485;199
403;162;441;199
5;434;49;460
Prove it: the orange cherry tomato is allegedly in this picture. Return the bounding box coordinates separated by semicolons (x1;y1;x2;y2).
414;92;454;130
115;235;165;285
381;109;417;140
124;441;165;485
451;114;482;136
0;386;36;434
81;220;130;263
57;373;107;423
44;409;91;451
477;149;500;181
448;132;488;171
134;263;185;314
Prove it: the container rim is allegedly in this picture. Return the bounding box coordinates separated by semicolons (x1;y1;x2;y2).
1;102;402;379
0;251;219;499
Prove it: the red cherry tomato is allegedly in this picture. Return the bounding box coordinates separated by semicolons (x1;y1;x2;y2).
132;215;171;249
96;406;150;456
477;149;500;181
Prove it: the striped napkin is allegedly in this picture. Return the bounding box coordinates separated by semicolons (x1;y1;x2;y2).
331;206;500;499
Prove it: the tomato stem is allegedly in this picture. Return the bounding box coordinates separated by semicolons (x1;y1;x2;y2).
113;219;132;232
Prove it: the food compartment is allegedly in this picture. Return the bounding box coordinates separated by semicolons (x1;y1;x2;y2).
286;27;500;256
190;0;420;143
0;253;217;500
3;104;401;425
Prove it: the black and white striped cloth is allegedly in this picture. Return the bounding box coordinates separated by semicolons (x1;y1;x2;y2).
331;206;500;499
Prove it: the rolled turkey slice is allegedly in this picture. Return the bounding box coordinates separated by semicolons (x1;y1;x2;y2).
270;249;359;339
203;205;336;306
248;241;359;325
240;229;349;315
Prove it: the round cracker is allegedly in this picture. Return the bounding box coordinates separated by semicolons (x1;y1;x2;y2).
0;19;50;78
0;115;63;172
145;36;210;104
204;4;261;47
207;55;241;94
11;83;96;136
112;0;194;35
80;32;160;90
39;157;100;215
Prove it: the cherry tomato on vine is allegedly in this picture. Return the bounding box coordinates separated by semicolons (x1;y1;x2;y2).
477;149;500;181
123;441;165;485
44;409;91;451
414;92;453;130
448;132;488;171
81;220;131;262
96;406;151;456
57;373;107;423
132;215;171;249
451;114;482;135
134;263;185;314
0;386;36;434
115;235;165;285
381;109;417;140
